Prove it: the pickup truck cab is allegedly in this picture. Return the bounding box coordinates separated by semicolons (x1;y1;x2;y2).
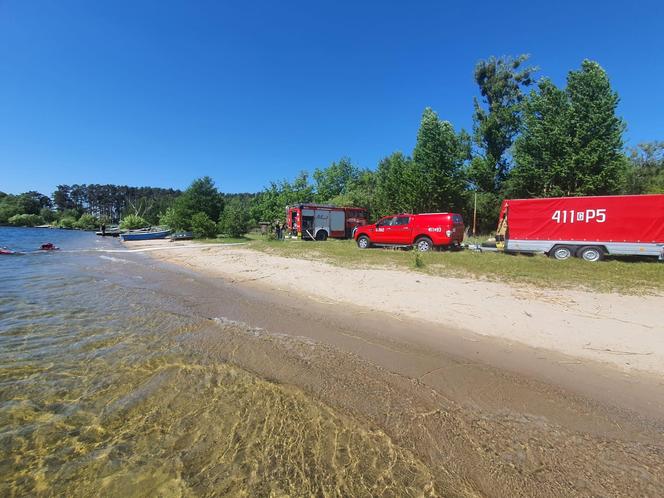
354;213;465;251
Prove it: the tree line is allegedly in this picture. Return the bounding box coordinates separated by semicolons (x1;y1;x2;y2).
0;184;182;229
2;55;663;236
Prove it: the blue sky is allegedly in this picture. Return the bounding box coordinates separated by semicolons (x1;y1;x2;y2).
1;0;663;195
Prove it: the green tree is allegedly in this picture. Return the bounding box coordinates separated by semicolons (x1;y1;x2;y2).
470;54;536;193
565;60;627;194
175;177;224;222
74;213;98;230
190;212;218;238
250;171;315;224
313;157;360;202
219;199;250;237
8;213;44;226
625;142;664;194
374;152;419;217
39;207;58;224
158;177;224;230
58;217;77;229
159;206;189;231
329;169;377;218
510;61;627;198
510;79;572;197
0;194;21;223
412;108;469;213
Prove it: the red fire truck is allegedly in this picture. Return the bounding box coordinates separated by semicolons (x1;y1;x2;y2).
286;204;368;240
495;194;664;261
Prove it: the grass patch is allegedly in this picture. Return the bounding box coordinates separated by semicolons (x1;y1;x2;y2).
242;234;663;294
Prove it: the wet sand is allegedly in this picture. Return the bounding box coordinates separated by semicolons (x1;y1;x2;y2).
127;249;664;496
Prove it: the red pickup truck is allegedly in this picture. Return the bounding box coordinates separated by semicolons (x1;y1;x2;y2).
354;213;465;251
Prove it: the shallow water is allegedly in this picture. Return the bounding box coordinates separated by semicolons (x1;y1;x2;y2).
0;228;437;496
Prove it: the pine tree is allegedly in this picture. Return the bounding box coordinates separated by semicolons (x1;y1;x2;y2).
412;108;469;213
566;60;627;194
509;61;627;197
510;79;572;197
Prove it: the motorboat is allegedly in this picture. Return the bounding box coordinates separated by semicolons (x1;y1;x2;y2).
120;229;171;241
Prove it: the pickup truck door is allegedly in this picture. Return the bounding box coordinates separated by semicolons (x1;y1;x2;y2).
389;216;412;244
372;216;395;243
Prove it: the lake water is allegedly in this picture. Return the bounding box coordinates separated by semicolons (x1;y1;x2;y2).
0;227;436;497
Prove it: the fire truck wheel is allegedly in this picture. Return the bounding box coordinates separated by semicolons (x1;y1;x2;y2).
415;237;433;252
549;245;574;261
578;246;604;262
315;230;328;241
357;236;371;249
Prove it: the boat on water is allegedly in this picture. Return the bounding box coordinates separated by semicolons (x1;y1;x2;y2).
95;227;124;237
1;247;19;255
120;229;171;241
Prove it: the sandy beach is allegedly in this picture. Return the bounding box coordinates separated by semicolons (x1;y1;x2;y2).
125;239;664;376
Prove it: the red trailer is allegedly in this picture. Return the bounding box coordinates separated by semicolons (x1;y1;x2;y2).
286;204;368;240
495;194;664;261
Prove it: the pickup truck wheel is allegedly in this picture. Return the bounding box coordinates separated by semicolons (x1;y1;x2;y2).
357;235;371;249
549;245;574;261
578;246;604;262
415;237;433;252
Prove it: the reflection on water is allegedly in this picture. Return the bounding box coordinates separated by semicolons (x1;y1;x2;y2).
0;228;436;496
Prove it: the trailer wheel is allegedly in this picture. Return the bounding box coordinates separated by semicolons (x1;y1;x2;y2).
415;237;433;252
578;246;604;262
549;245;574;261
315;230;328;241
357;235;371;249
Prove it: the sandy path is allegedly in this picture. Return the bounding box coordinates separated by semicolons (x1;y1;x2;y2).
124;240;664;376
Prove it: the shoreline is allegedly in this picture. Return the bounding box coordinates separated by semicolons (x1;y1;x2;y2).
124;239;664;378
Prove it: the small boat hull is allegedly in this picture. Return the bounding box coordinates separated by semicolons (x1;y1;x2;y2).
121;229;171;241
170;231;194;241
96;230;124;237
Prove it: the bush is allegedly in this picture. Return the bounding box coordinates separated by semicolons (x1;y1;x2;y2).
58;217;77;229
191;212;218;238
39;207;58;224
120;214;149;230
159;206;189;231
218;200;250;237
8;213;44;226
74;213;98;230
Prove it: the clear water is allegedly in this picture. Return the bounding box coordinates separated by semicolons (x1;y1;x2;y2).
0;228;436;496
